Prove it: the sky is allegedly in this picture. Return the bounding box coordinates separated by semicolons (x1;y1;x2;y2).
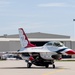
0;0;75;38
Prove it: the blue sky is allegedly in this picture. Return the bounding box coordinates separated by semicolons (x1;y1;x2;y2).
0;0;75;38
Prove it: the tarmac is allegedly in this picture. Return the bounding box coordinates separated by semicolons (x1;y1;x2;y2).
0;59;75;75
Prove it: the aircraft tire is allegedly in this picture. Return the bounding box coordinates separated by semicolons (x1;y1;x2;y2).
45;64;49;68
27;63;32;68
53;64;55;68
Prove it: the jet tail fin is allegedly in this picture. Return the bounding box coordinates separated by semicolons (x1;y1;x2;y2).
18;28;36;48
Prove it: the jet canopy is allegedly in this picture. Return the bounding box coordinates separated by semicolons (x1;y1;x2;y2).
45;41;64;47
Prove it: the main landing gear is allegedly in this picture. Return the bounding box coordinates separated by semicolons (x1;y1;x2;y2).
26;56;56;68
45;64;49;68
26;59;56;68
45;64;55;68
45;60;55;68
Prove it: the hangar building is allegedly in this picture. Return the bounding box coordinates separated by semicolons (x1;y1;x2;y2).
0;32;75;57
0;32;75;52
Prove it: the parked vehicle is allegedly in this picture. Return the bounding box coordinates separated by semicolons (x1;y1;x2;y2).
1;54;22;60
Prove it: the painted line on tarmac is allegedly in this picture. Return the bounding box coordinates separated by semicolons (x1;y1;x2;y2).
42;69;64;75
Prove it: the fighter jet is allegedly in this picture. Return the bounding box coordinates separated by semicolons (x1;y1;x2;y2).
14;28;75;68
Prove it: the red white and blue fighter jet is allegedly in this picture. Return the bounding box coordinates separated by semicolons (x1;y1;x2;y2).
16;28;75;68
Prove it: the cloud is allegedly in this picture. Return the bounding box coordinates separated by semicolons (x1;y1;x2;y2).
38;3;75;7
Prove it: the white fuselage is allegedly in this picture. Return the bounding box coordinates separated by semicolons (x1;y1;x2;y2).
19;46;64;60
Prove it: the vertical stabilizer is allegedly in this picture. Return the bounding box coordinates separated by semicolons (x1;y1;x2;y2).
18;28;36;48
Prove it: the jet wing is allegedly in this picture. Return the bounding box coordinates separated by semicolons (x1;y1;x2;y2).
7;49;51;54
20;49;51;53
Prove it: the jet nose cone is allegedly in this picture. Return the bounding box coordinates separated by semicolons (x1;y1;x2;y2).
66;50;75;55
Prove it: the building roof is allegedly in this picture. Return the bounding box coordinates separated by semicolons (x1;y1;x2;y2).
0;38;75;42
0;32;70;39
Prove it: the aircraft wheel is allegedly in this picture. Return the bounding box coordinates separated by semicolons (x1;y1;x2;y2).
27;63;32;68
53;64;55;68
45;64;49;68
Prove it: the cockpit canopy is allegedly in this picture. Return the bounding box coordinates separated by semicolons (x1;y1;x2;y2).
45;41;64;47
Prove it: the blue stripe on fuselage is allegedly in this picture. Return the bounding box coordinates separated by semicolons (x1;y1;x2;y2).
56;48;68;54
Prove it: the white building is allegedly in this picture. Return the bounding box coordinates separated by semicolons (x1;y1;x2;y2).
0;32;75;57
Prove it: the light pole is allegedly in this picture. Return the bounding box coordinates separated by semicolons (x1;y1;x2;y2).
73;19;75;39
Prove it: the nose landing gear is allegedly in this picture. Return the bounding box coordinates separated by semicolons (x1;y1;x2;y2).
27;61;32;68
